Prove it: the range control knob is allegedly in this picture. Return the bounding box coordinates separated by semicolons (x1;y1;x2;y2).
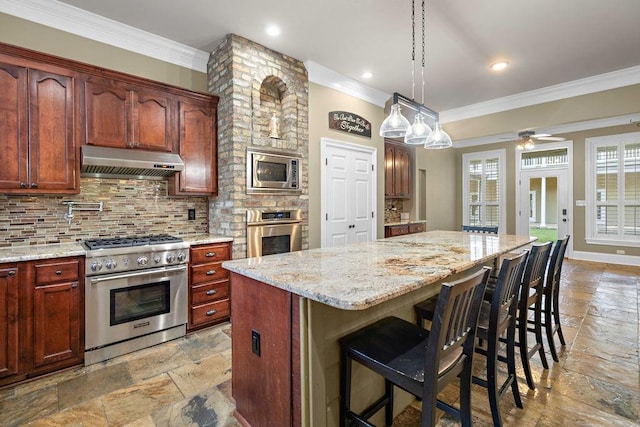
177;252;186;262
137;256;149;266
105;260;118;270
90;261;103;272
154;256;161;264
166;254;176;263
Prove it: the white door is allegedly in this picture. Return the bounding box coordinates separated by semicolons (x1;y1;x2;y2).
321;139;376;247
515;142;572;254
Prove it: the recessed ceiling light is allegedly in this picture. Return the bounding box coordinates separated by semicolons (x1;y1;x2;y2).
361;71;373;79
266;25;281;37
490;61;510;71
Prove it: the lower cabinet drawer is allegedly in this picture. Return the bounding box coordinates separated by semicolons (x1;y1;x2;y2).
34;260;79;284
191;299;230;327
191;262;228;283
409;223;425;233
191;280;229;305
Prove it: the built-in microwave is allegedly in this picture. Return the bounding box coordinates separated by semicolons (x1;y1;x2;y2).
246;148;301;194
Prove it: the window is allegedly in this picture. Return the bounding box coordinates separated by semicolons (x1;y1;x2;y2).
586;132;640;246
462;149;506;232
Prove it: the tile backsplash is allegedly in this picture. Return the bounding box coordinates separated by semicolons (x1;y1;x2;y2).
385;198;405;223
0;178;208;247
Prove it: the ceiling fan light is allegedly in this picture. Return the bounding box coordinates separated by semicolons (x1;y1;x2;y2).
424;122;452;149
380;103;410;137
490;61;510;71
404;113;432;145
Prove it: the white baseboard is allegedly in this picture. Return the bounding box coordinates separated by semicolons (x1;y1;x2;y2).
571;250;640;267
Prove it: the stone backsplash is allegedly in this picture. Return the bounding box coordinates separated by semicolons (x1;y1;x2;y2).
385;198;406;223
0;178;208;247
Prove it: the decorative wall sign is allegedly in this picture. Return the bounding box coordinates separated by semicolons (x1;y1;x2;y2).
328;111;371;138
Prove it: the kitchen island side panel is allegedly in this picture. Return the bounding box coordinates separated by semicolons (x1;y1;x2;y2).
230;272;294;427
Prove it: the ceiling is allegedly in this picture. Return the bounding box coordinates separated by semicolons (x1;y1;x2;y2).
25;0;640;115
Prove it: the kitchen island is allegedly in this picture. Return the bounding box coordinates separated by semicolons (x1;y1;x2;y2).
222;230;534;426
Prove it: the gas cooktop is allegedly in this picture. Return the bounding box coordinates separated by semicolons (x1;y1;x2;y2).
83;234;183;250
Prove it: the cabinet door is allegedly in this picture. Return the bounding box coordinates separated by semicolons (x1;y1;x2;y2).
0;62;28;190
0;267;19;378
170;99;217;195
32;281;81;368
384;144;395;197
28;69;77;192
131;89;174;152
394;146;411;198
84;80;129;149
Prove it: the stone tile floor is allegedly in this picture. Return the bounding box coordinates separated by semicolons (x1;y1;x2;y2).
0;259;639;426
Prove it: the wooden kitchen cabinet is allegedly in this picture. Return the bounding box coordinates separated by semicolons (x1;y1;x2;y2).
384;140;411;198
384;222;426;238
0;56;78;194
188;242;231;332
169;97;218;196
0;257;84;388
0;266;19;379
84;78;175;152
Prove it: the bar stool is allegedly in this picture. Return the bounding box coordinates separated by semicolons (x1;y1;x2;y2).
530;235;570;362
339;267;490;427
461;225;499;234
514;241;552;390
414;252;528;426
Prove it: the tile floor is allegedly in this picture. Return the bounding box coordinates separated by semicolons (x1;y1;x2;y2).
0;259;638;426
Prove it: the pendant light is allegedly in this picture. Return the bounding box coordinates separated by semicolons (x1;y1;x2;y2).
379;104;410;137
405;0;432;145
424;121;453;149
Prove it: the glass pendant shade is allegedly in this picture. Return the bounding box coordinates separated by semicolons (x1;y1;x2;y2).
379;104;410;137
404;113;432;145
424;121;452;149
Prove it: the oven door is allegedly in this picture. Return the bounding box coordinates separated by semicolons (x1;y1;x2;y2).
85;265;187;350
247;222;302;258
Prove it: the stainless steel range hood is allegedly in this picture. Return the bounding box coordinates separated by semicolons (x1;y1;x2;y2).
81;146;184;180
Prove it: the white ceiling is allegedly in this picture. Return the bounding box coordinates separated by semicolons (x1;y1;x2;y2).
9;0;640;117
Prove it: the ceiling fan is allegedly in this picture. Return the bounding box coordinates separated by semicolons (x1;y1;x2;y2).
502;130;566;150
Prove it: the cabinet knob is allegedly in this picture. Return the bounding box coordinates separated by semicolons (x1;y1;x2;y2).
71;282;78;288
206;270;216;276
8;270;16;276
20;182;27;188
55;270;62;275
206;289;217;296
206;309;217;316
205;252;216;257
30;182;38;188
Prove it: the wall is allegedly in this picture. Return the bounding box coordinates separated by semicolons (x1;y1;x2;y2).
308;83;385;249
0;178;208;247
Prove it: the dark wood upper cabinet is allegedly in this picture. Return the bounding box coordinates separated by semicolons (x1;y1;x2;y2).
384;140;411;198
0;56;78;194
84;79;174;152
169;97;218;196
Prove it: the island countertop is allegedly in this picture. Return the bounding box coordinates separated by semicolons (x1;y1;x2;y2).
222;230;534;310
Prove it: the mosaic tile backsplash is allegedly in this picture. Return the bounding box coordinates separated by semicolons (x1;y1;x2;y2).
384;198;405;223
0;178;209;247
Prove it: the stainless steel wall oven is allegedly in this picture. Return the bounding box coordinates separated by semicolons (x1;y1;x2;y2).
246;209;302;258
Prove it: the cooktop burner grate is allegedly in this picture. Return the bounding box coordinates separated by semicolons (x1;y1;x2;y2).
84;234;183;250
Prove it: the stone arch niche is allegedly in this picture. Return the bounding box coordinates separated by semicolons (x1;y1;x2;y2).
252;75;298;151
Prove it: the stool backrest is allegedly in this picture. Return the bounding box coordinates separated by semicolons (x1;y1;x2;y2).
425;267;490;392
520;242;553;304
545;235;570;292
462;225;499;234
492;251;529;329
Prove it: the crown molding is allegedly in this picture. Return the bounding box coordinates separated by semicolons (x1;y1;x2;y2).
453;113;640;148
305;60;390;107
441;65;640;124
0;0;209;72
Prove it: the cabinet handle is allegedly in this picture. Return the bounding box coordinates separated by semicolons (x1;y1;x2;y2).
206;270;216;276
30;182;38;188
206;289;217;296
205;252;216;257
71;282;78;288
1;270;16;277
55;270;62;275
9;270;15;276
20;182;27;188
206;309;217;316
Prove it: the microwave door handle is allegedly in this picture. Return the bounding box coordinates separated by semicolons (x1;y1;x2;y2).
89;265;187;284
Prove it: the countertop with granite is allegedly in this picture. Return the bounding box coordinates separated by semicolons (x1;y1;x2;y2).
0;235;233;263
223;230;534;311
384;219;428;226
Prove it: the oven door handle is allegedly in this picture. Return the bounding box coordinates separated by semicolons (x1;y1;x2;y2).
89;265;187;284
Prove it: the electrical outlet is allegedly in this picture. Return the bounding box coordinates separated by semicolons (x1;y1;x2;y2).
251;330;261;356
188;208;196;220
616;249;625;255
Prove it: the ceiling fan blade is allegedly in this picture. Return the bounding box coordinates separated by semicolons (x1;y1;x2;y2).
531;133;551;138
535;136;565;141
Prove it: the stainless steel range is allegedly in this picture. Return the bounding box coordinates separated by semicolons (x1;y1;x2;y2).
83;234;189;365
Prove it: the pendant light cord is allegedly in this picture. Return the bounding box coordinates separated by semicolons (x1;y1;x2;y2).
411;0;416;101
421;0;425;105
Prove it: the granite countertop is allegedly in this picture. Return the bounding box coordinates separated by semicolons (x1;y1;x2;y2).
0;235;233;263
223;230;534;311
385;220;427;226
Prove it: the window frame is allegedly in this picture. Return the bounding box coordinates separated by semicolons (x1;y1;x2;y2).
462;149;506;233
585;131;640;247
